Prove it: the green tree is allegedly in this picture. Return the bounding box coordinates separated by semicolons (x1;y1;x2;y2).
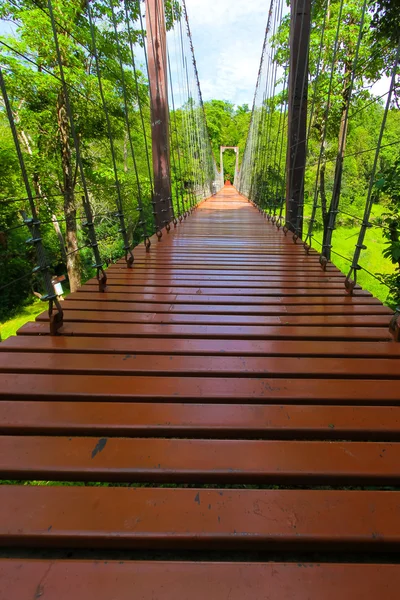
0;0;147;292
203;100;250;180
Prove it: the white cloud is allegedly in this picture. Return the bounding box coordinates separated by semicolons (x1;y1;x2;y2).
185;0;268;27
184;0;269;105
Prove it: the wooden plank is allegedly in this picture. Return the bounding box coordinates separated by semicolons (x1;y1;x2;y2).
102;272;355;282
2;336;400;358
85;277;357;289
109;264;345;273
34;310;392;327
106;267;346;277
1;402;400;440
79;283;372;297
1;560;399;600
70;291;382;305
0;373;399;404
107;263;345;281
1;486;400;551
1;436;400;485
57;299;393;315
1;352;399;378
17;321;393;340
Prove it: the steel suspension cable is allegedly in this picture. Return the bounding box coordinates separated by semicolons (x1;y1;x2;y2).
167;44;185;220
302;0;345;247
86;0;134;267
285;0;314;237
345;43;400;296
0;66;63;333
109;0;152;249
125;0;156;230
154;0;176;229
242;1;274;201
174;18;192;214
182;0;216;198
302;0;330;250
145;0;172;232
320;0;368;267
137;1;165;237
46;0;107;292
261;0;282;216
272;68;288;223
178;17;196;210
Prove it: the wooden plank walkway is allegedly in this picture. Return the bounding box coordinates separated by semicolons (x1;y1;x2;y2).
1;186;400;598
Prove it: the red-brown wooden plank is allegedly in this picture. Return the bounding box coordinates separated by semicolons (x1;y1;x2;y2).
71;291;382;304
35;310;392;327
1;436;399;484
57;299;393;315
2;560;399;600
17;321;393;340
86;278;359;290
2;335;400;357
0;373;399;404
107;267;346;277
79;283;372;296
1;486;400;551
1;401;400;440
1;352;399;378
102;272;346;281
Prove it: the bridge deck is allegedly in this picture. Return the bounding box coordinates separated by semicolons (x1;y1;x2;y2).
1;186;400;598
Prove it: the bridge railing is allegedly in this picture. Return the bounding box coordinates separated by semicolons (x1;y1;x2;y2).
0;0;218;335
238;0;400;333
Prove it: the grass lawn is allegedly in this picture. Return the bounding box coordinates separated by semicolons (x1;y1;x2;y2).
310;225;393;304
304;203;395;306
0;301;45;341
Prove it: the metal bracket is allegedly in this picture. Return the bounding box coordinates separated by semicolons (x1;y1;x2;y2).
95;265;107;293
48;297;64;336
319;255;328;271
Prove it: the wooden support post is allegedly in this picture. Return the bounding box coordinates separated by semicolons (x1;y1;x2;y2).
285;0;312;236
220;146;239;186
234;148;239;185
220;146;224;187
145;0;172;230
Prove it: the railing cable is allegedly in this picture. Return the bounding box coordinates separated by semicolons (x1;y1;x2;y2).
86;0;134;267
0;66;63;333
47;0;107;292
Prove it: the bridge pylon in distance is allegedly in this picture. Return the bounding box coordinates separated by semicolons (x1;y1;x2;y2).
220;146;240;187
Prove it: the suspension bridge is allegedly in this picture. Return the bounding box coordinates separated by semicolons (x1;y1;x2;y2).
0;0;400;597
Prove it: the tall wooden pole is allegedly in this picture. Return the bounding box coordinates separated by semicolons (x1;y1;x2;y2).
145;0;172;230
285;0;312;236
220;146;224;186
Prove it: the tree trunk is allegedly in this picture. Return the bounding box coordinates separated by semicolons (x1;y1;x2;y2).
330;64;352;209
124;131;128;173
320;159;330;247
57;89;81;292
19;128;68;262
50;213;68;262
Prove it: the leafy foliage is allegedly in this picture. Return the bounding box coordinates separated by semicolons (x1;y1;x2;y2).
203;100;251;181
375;155;400;305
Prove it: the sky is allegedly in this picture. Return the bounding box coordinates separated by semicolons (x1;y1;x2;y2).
184;0;268;107
0;1;389;106
0;0;268;108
